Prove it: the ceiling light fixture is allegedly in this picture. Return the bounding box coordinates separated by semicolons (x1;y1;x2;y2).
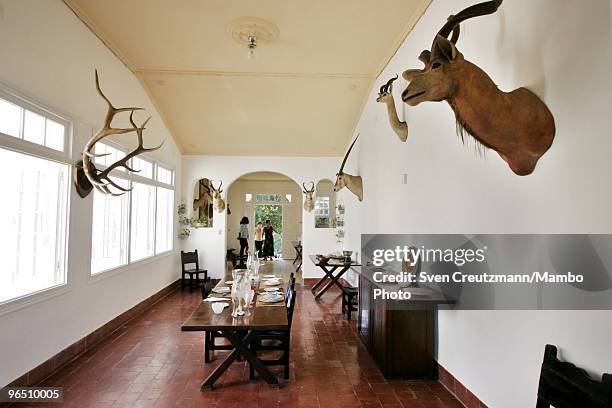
227;17;279;61
246;35;257;60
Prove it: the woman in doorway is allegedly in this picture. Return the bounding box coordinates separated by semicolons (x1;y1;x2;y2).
238;216;250;263
262;219;276;260
254;222;264;258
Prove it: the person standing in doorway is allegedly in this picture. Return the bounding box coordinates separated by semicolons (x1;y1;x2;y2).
262;219;276;260
254;222;264;258
239;216;250;263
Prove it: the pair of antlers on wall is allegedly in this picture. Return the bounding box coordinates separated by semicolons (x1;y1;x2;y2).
376;0;555;176
73;70;163;198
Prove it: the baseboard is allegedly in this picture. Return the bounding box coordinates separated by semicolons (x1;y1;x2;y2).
438;363;488;408
3;279;180;392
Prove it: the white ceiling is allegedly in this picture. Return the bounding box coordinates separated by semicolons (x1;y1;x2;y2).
64;0;431;156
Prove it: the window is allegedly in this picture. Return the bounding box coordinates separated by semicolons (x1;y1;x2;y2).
91;182;129;274
0;91;69;305
157;165;173;185
90;142;175;274
0;94;67;152
130;182;156;261
315;196;330;228
131;157;153;179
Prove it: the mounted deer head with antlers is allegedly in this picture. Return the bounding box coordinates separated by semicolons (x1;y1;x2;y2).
302;182;315;212
210;181;226;213
376;75;408;142
334;134;363;201
73;70;163;198
401;0;555;176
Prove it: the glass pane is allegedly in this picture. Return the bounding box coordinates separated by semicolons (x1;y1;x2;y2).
91;180;129;274
23;110;45;145
94;143;125;171
45;119;65;151
0;148;68;303
156;166;173;185
155;187;174;253
130;182;156;261
131;157;153;179
0;98;23;138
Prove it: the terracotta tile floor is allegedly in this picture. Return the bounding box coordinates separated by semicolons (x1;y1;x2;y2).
23;261;462;408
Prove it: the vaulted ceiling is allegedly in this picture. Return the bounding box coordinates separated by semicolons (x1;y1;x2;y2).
64;0;431;156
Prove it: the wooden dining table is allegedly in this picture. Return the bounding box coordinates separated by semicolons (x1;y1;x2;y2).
181;266;288;391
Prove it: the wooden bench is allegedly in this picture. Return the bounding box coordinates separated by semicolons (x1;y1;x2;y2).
341;286;358;320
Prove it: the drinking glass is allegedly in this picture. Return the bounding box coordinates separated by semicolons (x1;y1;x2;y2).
231;270;246;317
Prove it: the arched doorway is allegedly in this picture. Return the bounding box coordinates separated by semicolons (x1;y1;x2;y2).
225;171;303;262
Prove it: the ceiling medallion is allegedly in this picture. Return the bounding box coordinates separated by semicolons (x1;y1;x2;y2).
227;17;279;47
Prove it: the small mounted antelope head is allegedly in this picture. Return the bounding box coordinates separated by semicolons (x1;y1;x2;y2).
334;134;363;201
400;0;555;176
73;70;163;198
210;181;226;213
376;75;408;142
302;182;315;212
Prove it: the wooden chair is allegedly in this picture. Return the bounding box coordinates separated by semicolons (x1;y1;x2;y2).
537;344;612;408
249;288;297;380
180;250;208;293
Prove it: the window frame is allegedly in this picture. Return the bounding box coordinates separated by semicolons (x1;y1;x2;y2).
89;139;175;279
0;85;73;314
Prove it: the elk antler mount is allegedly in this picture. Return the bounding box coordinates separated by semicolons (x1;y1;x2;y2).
73;70;163;198
400;0;555;176
302;182;315;212
376;75;408;142
334;134;363;201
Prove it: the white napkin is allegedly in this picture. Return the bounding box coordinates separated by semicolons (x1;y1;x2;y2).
203;297;229;302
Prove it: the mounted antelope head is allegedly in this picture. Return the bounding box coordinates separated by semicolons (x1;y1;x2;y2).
302;182;315;212
210;181;226;213
73;70;163;198
376;75;408;142
401;0;555;176
334;134;363;201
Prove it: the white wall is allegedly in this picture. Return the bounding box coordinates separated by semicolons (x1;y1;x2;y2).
343;0;612;406
0;0;182;387
181;155;341;278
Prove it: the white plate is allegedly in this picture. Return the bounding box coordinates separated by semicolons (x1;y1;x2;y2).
225;280;234;285
263;280;280;286
212;287;230;294
264;287;279;292
259;294;283;303
263;274;276;278
203;297;229;302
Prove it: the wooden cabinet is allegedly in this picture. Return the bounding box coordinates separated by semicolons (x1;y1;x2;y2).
358;274;437;379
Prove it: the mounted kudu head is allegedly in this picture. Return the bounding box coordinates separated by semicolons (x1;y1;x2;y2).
210;181;226;213
376;75;408;142
302;182;315;212
401;0;555;176
334;134;363;201
73;70;163;198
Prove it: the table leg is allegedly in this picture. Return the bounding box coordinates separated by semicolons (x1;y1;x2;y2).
225;331;279;387
310;265;339;294
200;330;279;391
313;266;350;300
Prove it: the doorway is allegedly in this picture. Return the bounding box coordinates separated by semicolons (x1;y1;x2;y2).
254;204;282;256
